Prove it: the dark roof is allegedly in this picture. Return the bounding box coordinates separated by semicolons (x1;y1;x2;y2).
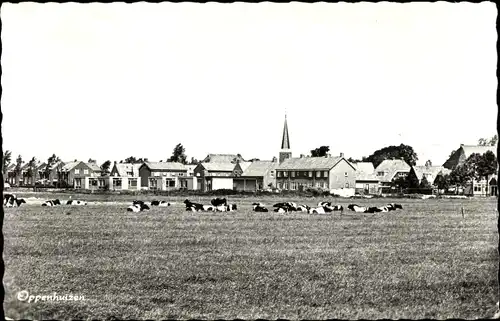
281;115;290;150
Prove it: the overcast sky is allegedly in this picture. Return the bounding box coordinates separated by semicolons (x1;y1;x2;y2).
1;2;497;166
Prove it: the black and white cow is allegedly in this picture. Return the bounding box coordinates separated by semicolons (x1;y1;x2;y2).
3;194;17;206
4;196;26;207
387;203;403;210
252;203;269;212
151;200;171;207
66;200;87;205
127;203;150;212
42;199;61;207
133;200;146;206
226;204;237;212
184;199;204;212
273;202;297;212
296;204;310;212
308;206;326;214
347;204;368;213
211;198;227;207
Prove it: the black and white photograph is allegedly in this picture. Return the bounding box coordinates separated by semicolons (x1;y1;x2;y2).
1;2;498;319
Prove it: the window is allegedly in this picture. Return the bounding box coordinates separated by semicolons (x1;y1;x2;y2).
290;182;297;190
75;169;80;175
315;182;321;188
113;178;122;189
149;178;157;189
291;171;295;178
74;178;82;189
309;171;313;177
284;182;289;190
278;182;283;189
169;180;175;187
296;171;300;177
377;171;385;176
316;171;320;178
284;171;288;177
344;172;348;177
83;169;89;175
277;171;282;178
345;182;350;188
270;171;274;177
322;182;328;189
154;172;160;177
324;171;328;177
90;179;97;186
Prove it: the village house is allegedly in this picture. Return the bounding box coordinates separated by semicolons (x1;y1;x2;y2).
138;161;188;191
193;162;235;191
85;162;142;191
443;144;498;196
59;161;101;189
276;153;357;191
353;162;381;195
374;159;411;193
4;164;16;185
407;165;451;187
233;159;278;191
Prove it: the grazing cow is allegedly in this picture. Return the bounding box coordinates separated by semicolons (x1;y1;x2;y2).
14;199;26;207
308;206;326;214
133;200;145;206
66;200;87;205
364;206;382;213
151;200;171;207
42;199;61;207
184;199;204;212
211;198;227;207
347;204;368;213
3;194;16;206
127;203;150;212
296;204;310;212
252;203;269;212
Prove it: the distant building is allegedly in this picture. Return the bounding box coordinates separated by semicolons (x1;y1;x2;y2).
279;114;292;164
353;162;380;195
374;159;411;193
60;161;101;189
276;153;356;191
442;144;498;196
233;160;278;191
193;162;235;191
138;162;188;190
110;162;142;177
407;165;451;186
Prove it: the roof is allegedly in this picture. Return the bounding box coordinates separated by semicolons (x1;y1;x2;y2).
353;162;374;174
199;162;236;172
143;162;186;171
36;162;47;171
86;162;102;172
241;161;278;177
202;154;245;163
5;164;16;171
374;159;411;182
461;145;497;158
113;163;142;176
237;161;252;172
355;173;380;182
412;165;451;182
276;156;347;170
62;161;83;172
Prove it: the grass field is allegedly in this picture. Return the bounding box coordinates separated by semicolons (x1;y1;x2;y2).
3;195;499;320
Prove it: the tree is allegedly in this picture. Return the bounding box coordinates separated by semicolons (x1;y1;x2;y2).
419;175;431;189
249;158;260;162
347;157;362;163
310;146;330;157
124;156;138;164
168;143;187;164
88;158;96;164
478;134;498;146
14;155;23;184
434;173;451;191
365;144;418;168
449;164;473;192
3;150;12;174
101;160;112;176
26;157;37;188
189;157;199;165
425;160;432;167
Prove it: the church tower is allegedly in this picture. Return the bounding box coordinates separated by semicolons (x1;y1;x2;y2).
279;114;292;164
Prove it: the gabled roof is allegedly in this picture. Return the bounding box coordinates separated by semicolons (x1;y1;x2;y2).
241;161;278;177
142;162;186;171
36;162;47;171
5;164;16;172
198;162;236;172
276;156;351;170
62;161;85;172
412;165;451;183
375;159;411;182
353;162;375;174
461;145;496;158
202;154;245;163
86;162;102;172
113;163;142;176
236;161;252;172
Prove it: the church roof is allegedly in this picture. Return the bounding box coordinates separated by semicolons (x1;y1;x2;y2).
281;114;290;150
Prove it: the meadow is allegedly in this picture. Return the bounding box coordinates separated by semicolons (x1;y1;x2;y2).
3;194;499;320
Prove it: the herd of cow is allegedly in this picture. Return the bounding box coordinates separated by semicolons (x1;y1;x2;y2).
251;201;403;214
3;193;404;215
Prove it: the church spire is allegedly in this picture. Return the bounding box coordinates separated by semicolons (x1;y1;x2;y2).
281;113;290;150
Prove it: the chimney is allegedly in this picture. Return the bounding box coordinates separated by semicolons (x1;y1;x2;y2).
144;158;148;162
340;153;344;158
300;154;305;158
460;144;464;147
272;156;277;163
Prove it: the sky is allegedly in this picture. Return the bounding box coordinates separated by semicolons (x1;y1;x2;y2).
1;2;497;167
